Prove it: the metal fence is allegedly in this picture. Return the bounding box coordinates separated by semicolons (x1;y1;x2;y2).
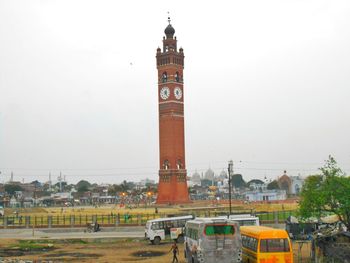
0;210;296;228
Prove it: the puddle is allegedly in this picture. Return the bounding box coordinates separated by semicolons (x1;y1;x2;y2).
131;250;166;257
44;252;101;258
0;247;55;257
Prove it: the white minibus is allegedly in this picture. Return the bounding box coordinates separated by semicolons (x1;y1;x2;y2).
145;215;194;245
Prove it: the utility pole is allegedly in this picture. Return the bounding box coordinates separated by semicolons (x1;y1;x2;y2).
49;172;52;192
58;172;62;192
228;160;233;216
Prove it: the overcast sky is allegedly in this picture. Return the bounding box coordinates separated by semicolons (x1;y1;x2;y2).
0;0;349;185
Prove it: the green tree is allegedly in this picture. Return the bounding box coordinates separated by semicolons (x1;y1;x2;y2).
108;184;123;195
4;184;23;195
76;180;91;193
298;156;350;229
232;174;246;188
267;180;280;190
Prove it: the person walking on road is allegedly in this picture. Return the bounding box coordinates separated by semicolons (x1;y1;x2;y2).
169;241;179;263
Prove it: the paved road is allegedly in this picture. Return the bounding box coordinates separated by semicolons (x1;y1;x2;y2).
0;226;145;240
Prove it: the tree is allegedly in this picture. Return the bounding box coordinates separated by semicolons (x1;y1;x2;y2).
108;184;123;195
231;174;246;188
267;180;280;190
54;181;67;191
4;184;23;195
298;156;350;229
76;180;91;193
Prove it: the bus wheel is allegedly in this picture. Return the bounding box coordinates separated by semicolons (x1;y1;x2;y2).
153;236;161;245
176;235;184;243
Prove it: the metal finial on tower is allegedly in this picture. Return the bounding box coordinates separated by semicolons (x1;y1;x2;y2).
167;11;171;24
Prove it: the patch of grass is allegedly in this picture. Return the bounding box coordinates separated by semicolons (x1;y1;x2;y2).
16;240;55;250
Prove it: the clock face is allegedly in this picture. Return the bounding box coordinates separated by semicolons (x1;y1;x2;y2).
160;87;170;100
174;87;182;100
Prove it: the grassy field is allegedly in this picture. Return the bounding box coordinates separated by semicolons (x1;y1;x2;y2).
1;202;299;227
4;202;298;217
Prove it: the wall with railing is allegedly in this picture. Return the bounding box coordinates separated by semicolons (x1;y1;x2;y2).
0;210;296;229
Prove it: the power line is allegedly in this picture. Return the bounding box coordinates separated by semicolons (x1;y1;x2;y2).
2;158;350;172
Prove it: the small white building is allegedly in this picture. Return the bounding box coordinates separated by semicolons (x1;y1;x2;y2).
139;178;155;187
290;175;304;195
249;182;267;191
244;189;286;201
9;196;20;208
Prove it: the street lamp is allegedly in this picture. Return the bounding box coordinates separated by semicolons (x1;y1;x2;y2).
228;160;233;216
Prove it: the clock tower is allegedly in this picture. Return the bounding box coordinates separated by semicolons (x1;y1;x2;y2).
156;18;190;204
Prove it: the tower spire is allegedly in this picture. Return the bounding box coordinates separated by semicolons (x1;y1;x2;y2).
167;11;171;24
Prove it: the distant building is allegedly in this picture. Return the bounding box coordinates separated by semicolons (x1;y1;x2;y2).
190;171;201;186
140;178;155;187
290;175;304;195
9;196;19;208
218;170;228;180
249;182;267;191
244;189;287;201
278;171;292;194
277;171;304;195
204;168;215;181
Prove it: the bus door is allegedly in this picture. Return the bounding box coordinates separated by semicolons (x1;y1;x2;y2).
151;222;165;241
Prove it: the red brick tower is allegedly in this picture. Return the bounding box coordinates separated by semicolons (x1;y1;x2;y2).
156;18;190;204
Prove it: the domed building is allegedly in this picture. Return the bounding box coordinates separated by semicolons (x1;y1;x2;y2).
218;170;228;180
277;171;292;195
277;171;305;195
191;171;201;186
204;168;215;181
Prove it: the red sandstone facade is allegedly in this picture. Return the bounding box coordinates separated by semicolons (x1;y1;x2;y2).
156;20;190;204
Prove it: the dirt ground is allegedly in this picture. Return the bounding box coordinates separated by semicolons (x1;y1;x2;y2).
0;238;312;263
0;238;184;263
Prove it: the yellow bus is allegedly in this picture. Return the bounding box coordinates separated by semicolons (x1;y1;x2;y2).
240;226;293;263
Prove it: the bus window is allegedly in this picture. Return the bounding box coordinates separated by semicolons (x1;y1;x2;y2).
186;228;198;240
260;239;290;252
179;219;187;227
239;220;256;226
151;222;159;230
205;225;235;235
242;236;258;252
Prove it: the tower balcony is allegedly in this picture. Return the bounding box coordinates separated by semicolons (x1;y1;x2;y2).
158;169;187;183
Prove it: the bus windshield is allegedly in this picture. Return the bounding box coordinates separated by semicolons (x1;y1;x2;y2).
204;225;235;236
260;238;290;252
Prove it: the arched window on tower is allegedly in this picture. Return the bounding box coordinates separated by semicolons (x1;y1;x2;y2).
163;160;170;170
162;72;167;83
176;159;182;169
175;72;180;82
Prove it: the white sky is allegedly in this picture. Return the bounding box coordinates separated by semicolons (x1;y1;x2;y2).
0;0;349;184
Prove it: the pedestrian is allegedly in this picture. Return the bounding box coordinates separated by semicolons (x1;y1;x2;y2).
169;241;179;263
